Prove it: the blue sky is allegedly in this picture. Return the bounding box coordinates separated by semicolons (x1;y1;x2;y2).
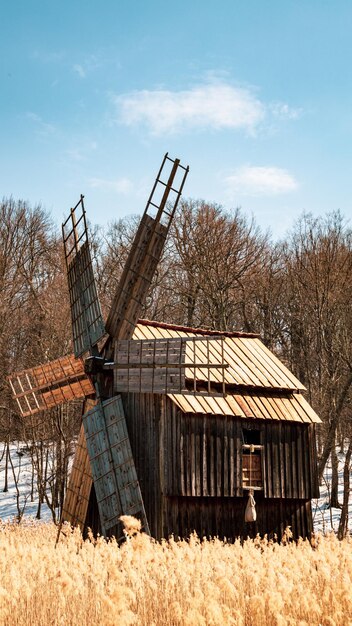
1;0;352;239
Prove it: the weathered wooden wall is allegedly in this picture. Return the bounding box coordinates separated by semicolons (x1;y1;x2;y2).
121;392;163;538
163;409;243;498
162;496;313;540
264;419;319;500
121;393;319;540
162;400;319;501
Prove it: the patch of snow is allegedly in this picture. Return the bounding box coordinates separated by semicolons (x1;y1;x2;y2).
0;442;53;523
312;450;352;533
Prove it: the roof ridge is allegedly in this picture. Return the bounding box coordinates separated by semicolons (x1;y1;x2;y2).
137;318;259;338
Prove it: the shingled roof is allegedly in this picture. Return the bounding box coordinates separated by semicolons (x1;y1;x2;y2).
134;320;321;424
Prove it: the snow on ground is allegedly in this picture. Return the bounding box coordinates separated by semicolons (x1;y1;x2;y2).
0;441;350;534
0;442;53;523
312;450;352;534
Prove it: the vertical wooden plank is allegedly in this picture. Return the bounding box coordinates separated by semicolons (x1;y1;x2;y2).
151;394;158;532
195;417;201;496
216;417;222;497
296;424;304;499
202;416;208;496
272;423;281;498
284;424;292;499
306;500;313;536
190;421;196;497
262;422;269;497
206;415;211;497
291;427;298;499
229;420;235;497
223;417;229;497
210;418;215;496
180;426;185;496
235;419;242;497
171;401;177;495
187;416;192;497
278;422;286;498
260;426;267;498
159;395;165;541
168;402;173;496
308;424;320;498
302;425;310;499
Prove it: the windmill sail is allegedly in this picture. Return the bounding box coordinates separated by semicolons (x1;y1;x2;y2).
105;214;166;340
9;335;228;419
61;409;94;531
62;195;105;357
110;336;228;395
83;396;149;537
106;154;189;341
8;354;94;417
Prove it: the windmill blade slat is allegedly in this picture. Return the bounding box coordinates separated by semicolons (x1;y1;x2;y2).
106;155;189;342
106;215;167;340
67;240;105;356
83;395;149;538
62;196;105;357
112;337;186;394
8;354;95;417
111;336;229;396
41;378;94;407
61;413;94;530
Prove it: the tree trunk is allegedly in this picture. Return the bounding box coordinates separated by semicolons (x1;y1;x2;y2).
3;436;9;492
337;441;352;539
330;443;341;508
9;445;27;522
35;442;44;519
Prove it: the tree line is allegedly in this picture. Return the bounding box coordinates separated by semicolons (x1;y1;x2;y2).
0;196;351;534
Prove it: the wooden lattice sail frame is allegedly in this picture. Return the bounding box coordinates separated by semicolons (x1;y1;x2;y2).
106;154;189;341
8;355;94;417
62;196;106;357
9;335;229;419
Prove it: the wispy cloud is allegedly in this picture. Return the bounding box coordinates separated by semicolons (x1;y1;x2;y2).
73;64;86;78
25;112;57;136
225;165;298;196
31;49;66;63
65;142;98;162
113;81;265;135
32;48;103;79
112;78;301;135
88;177;133;194
269;102;303;120
72;55;101;78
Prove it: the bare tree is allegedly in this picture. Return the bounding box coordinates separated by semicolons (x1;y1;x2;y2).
282;212;352;495
164;200;269;330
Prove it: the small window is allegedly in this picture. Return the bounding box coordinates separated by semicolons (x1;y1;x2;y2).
242;428;263;490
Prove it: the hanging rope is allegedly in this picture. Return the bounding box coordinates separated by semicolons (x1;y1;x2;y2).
249;443;253;487
245;445;257;523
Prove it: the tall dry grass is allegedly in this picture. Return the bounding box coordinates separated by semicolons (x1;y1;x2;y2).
0;518;351;625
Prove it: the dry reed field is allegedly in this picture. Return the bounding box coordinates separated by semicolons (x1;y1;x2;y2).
0;518;351;626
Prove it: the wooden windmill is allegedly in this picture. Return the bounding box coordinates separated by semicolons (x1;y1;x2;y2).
8;153;322;542
8;153;204;539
